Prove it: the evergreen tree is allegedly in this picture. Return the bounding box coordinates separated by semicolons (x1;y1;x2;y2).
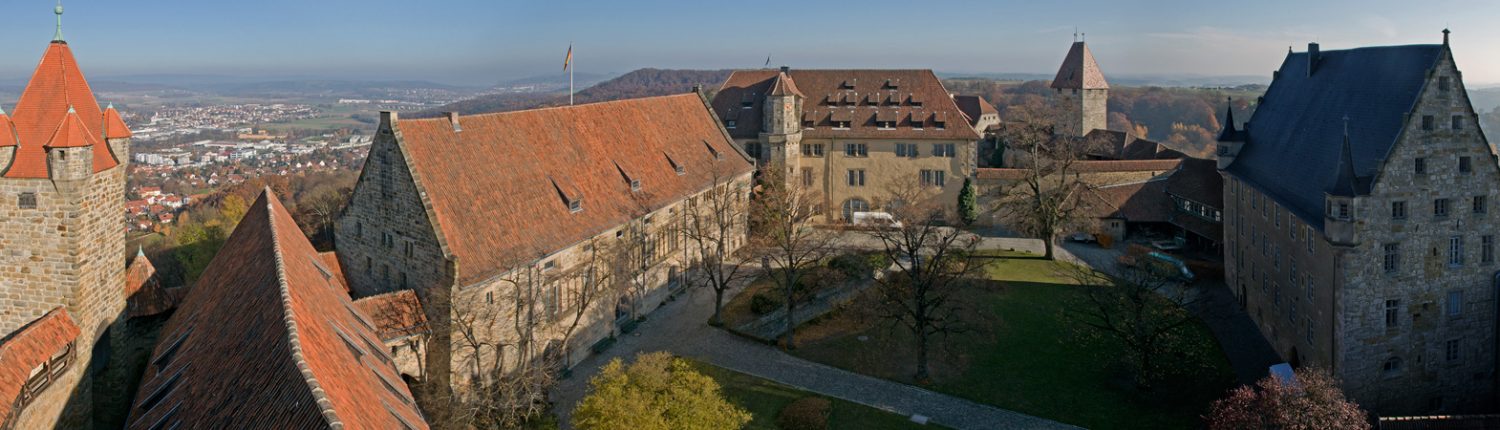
958;178;978;225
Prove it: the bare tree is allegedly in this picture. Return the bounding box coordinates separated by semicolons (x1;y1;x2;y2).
865;179;987;382
683;164;755;326
554;237;619;367
750;170;835;349
1061;263;1205;389
993;106;1103;260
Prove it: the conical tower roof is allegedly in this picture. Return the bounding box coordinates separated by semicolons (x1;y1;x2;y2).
7;40;117;177
1051;41;1109;90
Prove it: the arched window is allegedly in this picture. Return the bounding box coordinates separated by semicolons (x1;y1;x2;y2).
842;198;870;221
1383;357;1403;376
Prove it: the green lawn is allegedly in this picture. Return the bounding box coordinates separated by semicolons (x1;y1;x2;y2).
790;255;1235;430
688;360;941;430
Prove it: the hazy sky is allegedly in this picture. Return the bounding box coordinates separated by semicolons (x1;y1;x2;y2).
0;0;1495;86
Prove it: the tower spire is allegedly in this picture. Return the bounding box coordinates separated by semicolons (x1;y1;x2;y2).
53;1;64;42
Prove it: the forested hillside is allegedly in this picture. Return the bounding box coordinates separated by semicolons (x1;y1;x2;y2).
416;68;732;117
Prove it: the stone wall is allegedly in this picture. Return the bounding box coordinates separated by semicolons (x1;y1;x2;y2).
792;137;976;222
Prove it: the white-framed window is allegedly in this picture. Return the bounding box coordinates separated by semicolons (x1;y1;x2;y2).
1449;235;1464;266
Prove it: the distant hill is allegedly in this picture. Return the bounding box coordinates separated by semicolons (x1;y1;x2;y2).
415;68;733;118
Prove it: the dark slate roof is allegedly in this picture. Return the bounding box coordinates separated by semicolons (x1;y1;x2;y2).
1226;44;1444;230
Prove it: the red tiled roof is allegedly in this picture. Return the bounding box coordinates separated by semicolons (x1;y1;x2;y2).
104;107;132;139
977;159;1183;180
714;69;981;141
1074;179;1172;222
126;190;427;429
7;42;119;178
124;251;182;318
125;250;156;298
1052;41;1109;90
767;71;803;97
318;251;349;293
0;115;15;147
352;290;428;342
44;109;100;148
395;93;754;286
0;308;80;427
952;95;997;126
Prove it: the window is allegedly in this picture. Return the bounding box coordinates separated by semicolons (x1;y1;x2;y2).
841;198;869;221
1448;290;1464;318
933;143;956;157
801;144;824;157
1460;156;1473;173
1383;357;1403;376
364;256;372;275
1475;196;1487;214
1454;115;1465;130
1435;198;1450;218
846;169;866;186
743;142;762;160
1440;76;1452;91
725;119;737;129
1484;235;1495;264
1447;340;1461;362
1392;201;1407;220
568;199;583;213
1383;243;1400;273
844;143;868;157
919;170;946;187
1416;157;1427;175
17;192;35;209
895;143;918;158
876;120;896;129
1337;202;1350;220
1423;115;1435;131
1385;299;1400;329
1449;235;1464;266
1306;319;1315;344
801;168;814;187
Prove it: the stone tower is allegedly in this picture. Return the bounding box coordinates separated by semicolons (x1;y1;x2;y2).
1050;40;1109;137
759;66;804;184
0;5;131;428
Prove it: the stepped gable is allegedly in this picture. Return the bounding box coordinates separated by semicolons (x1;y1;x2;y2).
0;308;80;427
1051;41;1109;90
1226;44;1443;229
6;41;123;178
126;190;427;429
394;93;753;286
714;69;981;141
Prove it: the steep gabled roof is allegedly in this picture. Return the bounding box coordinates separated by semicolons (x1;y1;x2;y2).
104;106;132;139
44;108;100;148
767;70;803;97
1051;41;1109;90
0;308;80;427
713;69;980;141
7;41;119;178
952;95;998;126
395;93;753;286
1226;43;1443;229
126;190;427;429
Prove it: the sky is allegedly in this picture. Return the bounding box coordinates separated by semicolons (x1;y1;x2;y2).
0;0;1495;87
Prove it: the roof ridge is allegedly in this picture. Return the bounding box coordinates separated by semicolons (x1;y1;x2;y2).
408;93;699;123
265;189;343;428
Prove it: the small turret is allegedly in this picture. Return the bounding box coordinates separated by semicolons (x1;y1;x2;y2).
1323;118;1361;247
760;67;804;182
1215;98;1247;170
103;103;132;166
46;106;97;190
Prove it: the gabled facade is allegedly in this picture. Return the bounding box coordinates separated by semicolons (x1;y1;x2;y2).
1220;33;1497;414
334;92;755;391
713;68;980;222
0;6;131;428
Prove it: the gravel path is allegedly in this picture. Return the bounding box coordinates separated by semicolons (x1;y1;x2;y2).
549;271;1078;430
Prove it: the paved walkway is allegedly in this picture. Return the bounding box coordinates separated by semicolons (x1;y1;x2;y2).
550;273;1078;430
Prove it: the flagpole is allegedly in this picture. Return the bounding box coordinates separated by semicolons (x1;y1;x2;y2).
569;43;575;105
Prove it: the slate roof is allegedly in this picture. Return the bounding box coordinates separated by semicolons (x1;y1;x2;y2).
1226;43;1444;230
1165;158;1222;208
395;93;754;286
5;41;126;178
1051;42;1109;90
1083;129;1184;160
713;69;980;141
0;307;79;428
126;190;427;429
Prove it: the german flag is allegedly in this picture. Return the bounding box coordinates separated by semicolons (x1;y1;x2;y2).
563;44;572;71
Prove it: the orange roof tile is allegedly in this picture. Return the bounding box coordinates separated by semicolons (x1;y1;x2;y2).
318;251;349;293
395;93;754;285
352;290;428;342
103;106;132;139
44;108;100;148
0;114;15;147
0;308;81;427
767;70;803;97
126;190;427;429
124;250;156;297
7;42;117;178
124;251;182;318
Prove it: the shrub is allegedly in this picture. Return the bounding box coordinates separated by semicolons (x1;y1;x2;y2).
827;252;875;279
776;397;831;430
750;292;783;315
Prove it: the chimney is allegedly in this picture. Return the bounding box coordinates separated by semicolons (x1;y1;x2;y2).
780;66;789;73
1307;43;1320;76
379;111;398;133
691;84;703;94
445;112;461;132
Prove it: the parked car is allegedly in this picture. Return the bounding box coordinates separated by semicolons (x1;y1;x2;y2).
1117;251;1196;283
1150;239;1184;251
851;211;903;230
1066;232;1097;243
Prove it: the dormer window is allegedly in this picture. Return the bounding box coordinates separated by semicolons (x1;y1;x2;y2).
876;120;896;129
933;120;946;130
665;153;685;175
630;179;641;192
551;176;583;213
568;199;583;213
725;119;737;129
833;121;851;129
740;101;753;109
703;140;722;160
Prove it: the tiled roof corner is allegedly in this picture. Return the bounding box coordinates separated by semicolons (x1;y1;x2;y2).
0;307;81;427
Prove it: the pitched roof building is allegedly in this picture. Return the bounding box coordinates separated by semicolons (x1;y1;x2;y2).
1218;33;1498;414
1051;41;1109;137
126;190;427;429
